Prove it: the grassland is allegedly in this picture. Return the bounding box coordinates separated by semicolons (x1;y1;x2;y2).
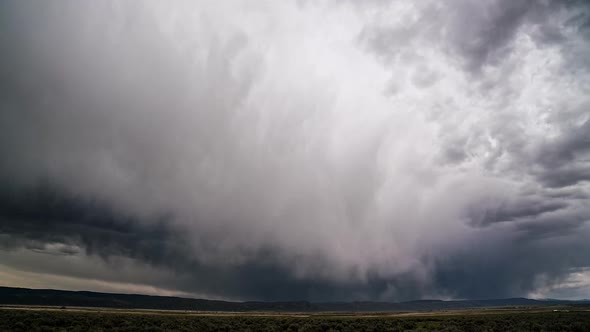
1;305;590;331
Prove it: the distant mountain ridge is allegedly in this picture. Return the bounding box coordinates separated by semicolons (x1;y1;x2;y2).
0;286;587;312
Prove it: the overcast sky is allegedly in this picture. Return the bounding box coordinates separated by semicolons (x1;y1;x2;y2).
0;0;589;302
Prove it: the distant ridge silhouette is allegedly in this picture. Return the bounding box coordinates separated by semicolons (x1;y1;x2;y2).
0;286;588;312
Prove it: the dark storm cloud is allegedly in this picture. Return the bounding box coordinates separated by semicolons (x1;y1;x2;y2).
0;184;283;299
431;232;590;299
0;183;409;301
0;184;178;261
0;0;589;301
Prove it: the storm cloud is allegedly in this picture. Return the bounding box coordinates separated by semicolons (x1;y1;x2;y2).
0;0;589;301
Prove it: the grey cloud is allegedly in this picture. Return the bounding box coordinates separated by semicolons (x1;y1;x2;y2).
361;0;587;73
0;0;589;302
444;0;534;71
466;199;568;227
539;166;590;189
531;119;590;188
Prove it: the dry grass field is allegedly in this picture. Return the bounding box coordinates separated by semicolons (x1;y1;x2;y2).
2;305;590;331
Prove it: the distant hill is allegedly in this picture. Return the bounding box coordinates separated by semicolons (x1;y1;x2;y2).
0;286;587;312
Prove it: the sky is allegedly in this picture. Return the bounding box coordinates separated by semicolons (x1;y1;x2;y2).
0;0;589;302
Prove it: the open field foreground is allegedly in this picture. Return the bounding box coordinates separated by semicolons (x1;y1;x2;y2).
2;306;590;332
